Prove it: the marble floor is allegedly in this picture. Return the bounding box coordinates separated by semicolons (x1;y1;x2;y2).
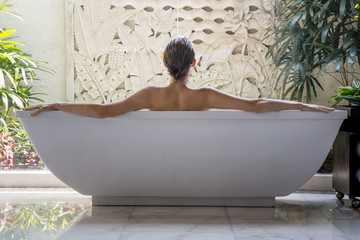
0;189;359;240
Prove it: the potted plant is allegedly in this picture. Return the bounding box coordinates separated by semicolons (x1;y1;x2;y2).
332;80;360;122
268;0;360;208
332;82;360;107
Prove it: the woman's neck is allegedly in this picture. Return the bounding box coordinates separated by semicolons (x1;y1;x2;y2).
169;77;188;88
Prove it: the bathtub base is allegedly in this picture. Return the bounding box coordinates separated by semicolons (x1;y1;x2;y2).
92;196;275;207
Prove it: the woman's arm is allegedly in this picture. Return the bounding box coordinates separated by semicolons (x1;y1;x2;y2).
206;88;334;113
24;87;153;118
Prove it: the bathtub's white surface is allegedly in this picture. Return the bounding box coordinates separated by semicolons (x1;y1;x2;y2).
17;110;347;206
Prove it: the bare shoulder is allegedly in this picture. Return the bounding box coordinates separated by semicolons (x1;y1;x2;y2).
133;85;161;97
143;85;165;94
190;87;212;94
200;87;253;100
196;87;226;97
141;85;159;92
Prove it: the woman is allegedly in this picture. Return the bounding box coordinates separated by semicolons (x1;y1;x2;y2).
24;37;334;117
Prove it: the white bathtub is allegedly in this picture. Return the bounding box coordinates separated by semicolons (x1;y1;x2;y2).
16;110;347;206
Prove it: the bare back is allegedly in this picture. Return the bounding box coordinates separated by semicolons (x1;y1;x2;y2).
148;85;210;111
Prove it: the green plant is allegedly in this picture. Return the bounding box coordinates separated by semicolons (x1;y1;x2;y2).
267;0;360;102
0;0;50;131
0;0;52;170
331;81;360;106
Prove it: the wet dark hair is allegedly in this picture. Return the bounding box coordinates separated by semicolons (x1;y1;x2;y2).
163;37;195;81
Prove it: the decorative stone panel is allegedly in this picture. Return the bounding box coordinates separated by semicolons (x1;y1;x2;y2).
73;0;280;103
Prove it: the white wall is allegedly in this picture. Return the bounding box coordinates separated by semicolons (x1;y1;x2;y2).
0;0;67;103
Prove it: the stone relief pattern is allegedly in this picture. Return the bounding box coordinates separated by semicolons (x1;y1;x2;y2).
73;0;280;103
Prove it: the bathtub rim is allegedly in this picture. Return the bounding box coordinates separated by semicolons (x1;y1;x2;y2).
16;109;347;120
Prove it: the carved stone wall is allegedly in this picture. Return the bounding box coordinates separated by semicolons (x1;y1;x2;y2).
73;0;280;103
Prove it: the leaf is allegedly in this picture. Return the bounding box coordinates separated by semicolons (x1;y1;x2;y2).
0;29;15;39
338;95;360;105
335;59;342;72
283;85;295;99
266;33;292;57
331;97;343;107
74;52;107;102
0;117;8;131
349;0;355;13
282;65;291;90
290;14;301;27
0;69;4;88
116;24;138;50
301;11;307;21
321;59;336;75
130;49;156;91
73;4;97;58
227;54;263;96
298;81;305;102
299;62;306;80
1;92;8;113
347;55;355;67
8;93;24;109
2;69;18;89
338;86;353;90
119;50;136;79
343;31;354;49
340;0;346;16
349;44;356;61
134;12;153;50
21;68;27;84
95;9;135;57
83;0;98;29
83;0;112;28
321;24;330;43
293;63;298;86
308;76;318;96
310;7;314;17
0;0;9;9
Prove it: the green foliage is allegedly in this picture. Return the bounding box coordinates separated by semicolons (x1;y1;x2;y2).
268;0;360;102
0;0;51;131
331;81;360;106
0;0;52;170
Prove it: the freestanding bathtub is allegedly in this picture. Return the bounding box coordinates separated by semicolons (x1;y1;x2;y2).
16;110;347;206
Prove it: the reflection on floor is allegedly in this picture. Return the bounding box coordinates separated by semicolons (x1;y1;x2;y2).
0;189;359;240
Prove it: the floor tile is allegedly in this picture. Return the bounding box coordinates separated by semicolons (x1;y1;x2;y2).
124;216;232;233
233;231;311;240
132;206;227;216
119;232;236;240
229;217;301;234
226;207;276;218
332;218;360;240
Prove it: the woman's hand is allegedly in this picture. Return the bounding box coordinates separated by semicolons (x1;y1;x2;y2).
23;104;58;116
300;103;335;113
